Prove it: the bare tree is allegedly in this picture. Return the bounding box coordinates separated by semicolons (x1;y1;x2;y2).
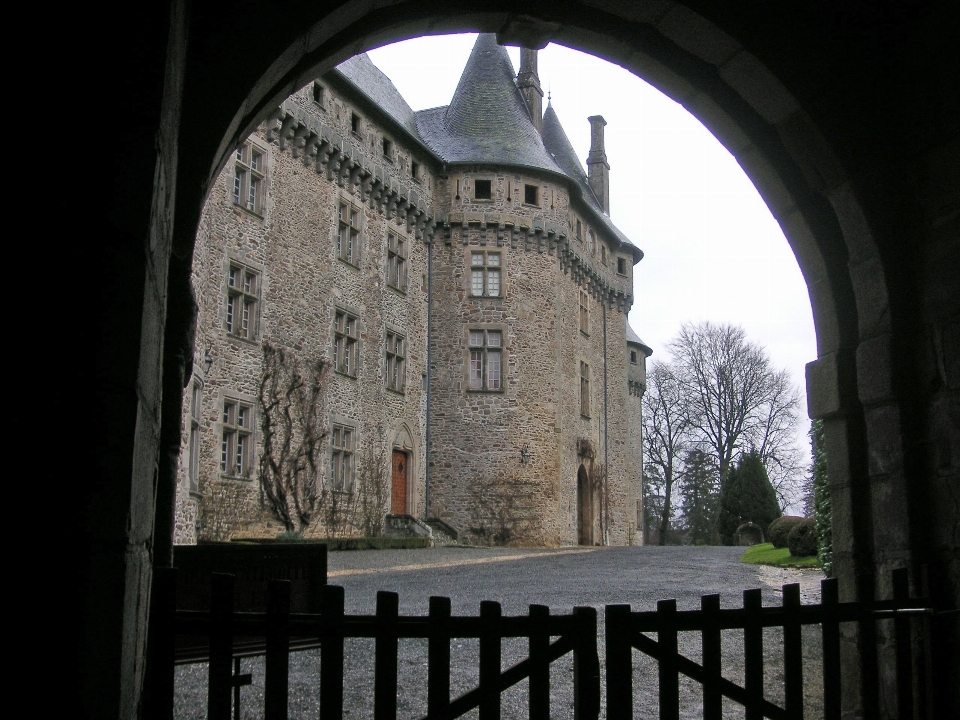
258;342;330;534
355;426;390;537
642;360;693;545
666;321;804;510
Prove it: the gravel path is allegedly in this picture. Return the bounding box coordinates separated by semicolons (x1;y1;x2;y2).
175;545;826;718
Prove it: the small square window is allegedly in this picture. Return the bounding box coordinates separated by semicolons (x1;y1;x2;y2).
524;184;539;206
474;179;492;200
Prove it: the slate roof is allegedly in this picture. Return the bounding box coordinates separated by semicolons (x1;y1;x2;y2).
626;324;653;356
334;54;420;138
414;34;562;175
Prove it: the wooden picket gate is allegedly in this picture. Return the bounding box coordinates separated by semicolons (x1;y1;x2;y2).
605;568;931;720
145;567;600;720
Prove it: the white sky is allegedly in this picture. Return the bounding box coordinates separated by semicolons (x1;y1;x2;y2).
367;35;817;444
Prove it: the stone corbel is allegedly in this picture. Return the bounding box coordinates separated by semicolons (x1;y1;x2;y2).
301;133;320;165
325;147;343;182
443;219;452;245
461;218;470;245
349;161;365;192
360;172;375;202
385;190;400;220
264;107;284;143
406;207;422;235
277;114;298;151
497;221;505;247
291;124;311;158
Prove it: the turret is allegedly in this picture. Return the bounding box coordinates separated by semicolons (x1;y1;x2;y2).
517;48;544;134
587;115;610;213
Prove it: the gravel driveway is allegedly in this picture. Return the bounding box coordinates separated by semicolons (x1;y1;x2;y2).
175;545;826;719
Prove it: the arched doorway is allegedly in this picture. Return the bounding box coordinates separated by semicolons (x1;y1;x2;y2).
577;465;594;546
84;3;956;716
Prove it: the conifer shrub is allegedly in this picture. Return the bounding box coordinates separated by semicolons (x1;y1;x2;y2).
786;518;818;557
768;515;804;549
716;451;782;545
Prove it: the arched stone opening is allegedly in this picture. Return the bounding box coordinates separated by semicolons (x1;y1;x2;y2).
83;2;955;716
390;423;418;516
576;464;594;546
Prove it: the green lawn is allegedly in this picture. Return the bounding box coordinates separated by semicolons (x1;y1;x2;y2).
740;543;821;568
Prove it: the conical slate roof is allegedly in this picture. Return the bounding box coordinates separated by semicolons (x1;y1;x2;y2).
542;101;641;256
626;323;653;356
415;34;562;174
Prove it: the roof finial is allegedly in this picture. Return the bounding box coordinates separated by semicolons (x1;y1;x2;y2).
548;84;552;103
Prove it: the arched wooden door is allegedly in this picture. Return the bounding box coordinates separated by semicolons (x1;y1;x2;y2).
391;449;408;515
577;465;593;546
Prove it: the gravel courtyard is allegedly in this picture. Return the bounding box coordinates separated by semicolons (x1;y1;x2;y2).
175;545;826;719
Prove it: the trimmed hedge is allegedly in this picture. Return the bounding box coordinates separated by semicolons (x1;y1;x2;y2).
768;516;804;549
786;518;818;558
231;537;432;550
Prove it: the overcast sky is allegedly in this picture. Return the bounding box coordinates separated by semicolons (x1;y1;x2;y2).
367;34;817;448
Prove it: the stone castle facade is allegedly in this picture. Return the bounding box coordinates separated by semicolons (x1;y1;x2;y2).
175;35;651;546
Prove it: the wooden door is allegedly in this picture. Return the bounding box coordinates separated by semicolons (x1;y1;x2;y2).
391;450;408;515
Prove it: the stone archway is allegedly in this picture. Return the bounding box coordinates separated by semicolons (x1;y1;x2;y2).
577;464;594;546
391;424;416;516
84;3;956;716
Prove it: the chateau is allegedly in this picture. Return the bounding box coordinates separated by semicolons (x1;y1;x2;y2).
175;34;651;546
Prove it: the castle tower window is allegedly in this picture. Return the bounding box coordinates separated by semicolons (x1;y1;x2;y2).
382;137;393;160
188;380;202;493
337;203;360;265
233;143;264;214
576;218;582;241
580;289;590;335
386;331;406;392
617;257;627;275
630;350;638;365
333;309;359;377
524;184;539;206
330;424;355;493
468;330;502;391
411;161;420;181
386;233;407;291
470;251;501;297
580;362;591;417
312;82;325;106
474;179;492;200
221;399;253;477
350;112;362;135
225;264;259;340
601;245;606;265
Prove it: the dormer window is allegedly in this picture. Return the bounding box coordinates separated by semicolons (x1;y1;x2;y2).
474;179;491;200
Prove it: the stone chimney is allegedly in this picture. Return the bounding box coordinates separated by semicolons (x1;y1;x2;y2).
517;48;543;134
587;115;610;213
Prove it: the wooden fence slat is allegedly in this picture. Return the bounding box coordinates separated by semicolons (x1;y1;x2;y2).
605;604;632;720
428;596;451;719
821;577;841;720
573;606;600;720
782;583;803;720
701;594;722;720
320;585;345;720
657;599;679;720
743;588;764;720
375;591;399;720
529;604;550;720
892;568;913;720
858;573;880;720
208;573;235;720
265;580;291;720
479;601;501;720
145;566;177;720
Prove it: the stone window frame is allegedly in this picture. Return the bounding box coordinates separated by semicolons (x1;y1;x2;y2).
224;258;262;343
330;418;356;493
312;81;327;109
220;393;256;480
630;349;638;365
411;160;421;183
467;248;503;298
187;376;204;495
332;306;361;378
336;198;362;267
473;177;493;202
576;217;583;242
523;183;539;207
579;289;590;336
350;111;363;139
385;326;406;394
382;136;394;162
580;360;591;418
617;255;628;276
385;230;408;293
465;325;505;393
232;141;267;216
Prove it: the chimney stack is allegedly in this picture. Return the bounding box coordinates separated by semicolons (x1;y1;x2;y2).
587;115;610;213
517;48;543;134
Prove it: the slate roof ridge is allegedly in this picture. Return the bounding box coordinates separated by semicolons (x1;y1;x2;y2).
333;53;420;139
